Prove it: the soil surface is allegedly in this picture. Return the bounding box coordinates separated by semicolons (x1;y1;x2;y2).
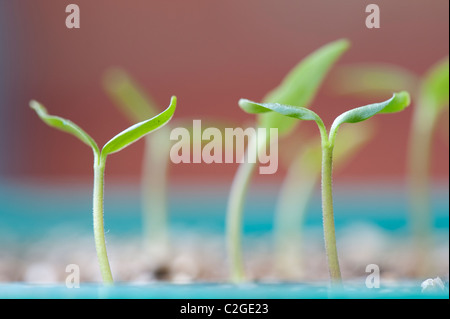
0;223;448;285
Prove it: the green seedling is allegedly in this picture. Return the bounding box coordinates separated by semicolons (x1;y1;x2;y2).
30;96;177;284
226;39;350;283
274;123;373;278
331;57;449;275
409;59;449;265
238;91;410;284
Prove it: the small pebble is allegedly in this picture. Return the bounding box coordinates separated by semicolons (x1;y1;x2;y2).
421;277;446;293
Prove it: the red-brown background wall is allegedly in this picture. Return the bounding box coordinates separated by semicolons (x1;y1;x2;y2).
0;0;448;185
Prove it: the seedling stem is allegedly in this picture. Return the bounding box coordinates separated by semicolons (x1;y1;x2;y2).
93;154;114;284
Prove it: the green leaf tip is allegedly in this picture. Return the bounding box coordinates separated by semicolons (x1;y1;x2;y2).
380;91;411;113
238;99;270;114
29;99;99;153
29;99;46;114
101;95;177;157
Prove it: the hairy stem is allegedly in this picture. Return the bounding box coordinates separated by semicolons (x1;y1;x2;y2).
321;144;342;284
93;154;114;284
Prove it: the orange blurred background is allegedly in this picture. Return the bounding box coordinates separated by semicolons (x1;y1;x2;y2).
0;0;448;185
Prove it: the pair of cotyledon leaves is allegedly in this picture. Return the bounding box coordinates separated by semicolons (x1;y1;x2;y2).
30;90;410;162
239;91;410;145
30;96;177;161
29;36;413;157
27;38;348;158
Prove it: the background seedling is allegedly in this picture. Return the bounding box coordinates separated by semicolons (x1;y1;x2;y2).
103;69;237;266
239;91;410;284
273;123;374;278
408;58;449;275
226;39;350;283
103;69;172;261
331;57;449;275
30;96;177;284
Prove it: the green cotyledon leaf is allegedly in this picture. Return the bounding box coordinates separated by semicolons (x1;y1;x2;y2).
239;98;327;143
29;100;100;155
258;39;350;136
101;96;177;157
239;98;322;123
329;91;410;144
419;57;449;111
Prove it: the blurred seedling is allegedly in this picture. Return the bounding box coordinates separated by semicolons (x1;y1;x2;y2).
30;96;177;284
103;69;236;264
226;39;350;283
103;69;173;262
239;91;410;284
331;57;449;276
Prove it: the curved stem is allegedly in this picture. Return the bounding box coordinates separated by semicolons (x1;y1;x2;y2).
321;144;342;284
93;154;114;284
226;133;264;283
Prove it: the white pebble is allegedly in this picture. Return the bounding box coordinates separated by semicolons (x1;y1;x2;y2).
421;277;446;293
